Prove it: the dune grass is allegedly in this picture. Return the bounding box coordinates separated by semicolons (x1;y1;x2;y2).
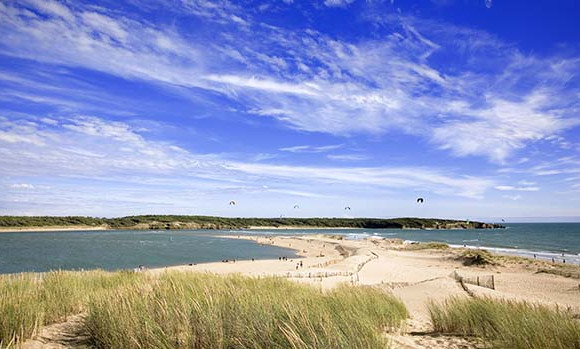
456;249;497;266
85;272;408;348
0;270;144;347
403;241;449;250
1;271;407;348
429;297;580;349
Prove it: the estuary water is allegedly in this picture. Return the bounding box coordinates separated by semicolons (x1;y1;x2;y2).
1;223;579;274
0;230;295;274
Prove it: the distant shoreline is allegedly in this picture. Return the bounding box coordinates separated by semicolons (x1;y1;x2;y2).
0;224;500;233
0;225;364;233
246;225;358;230
0;225;109;233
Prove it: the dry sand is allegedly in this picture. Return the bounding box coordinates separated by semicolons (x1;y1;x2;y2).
22;234;580;349
0;226;108;233
149;234;580;348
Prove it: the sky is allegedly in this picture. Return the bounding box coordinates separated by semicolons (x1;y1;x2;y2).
0;0;579;221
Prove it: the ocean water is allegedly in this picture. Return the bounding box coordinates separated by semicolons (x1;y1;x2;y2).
0;230;296;274
230;223;580;265
1;223;579;274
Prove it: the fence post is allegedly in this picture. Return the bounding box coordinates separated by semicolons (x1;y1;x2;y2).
477;276;480;286
491;275;495;290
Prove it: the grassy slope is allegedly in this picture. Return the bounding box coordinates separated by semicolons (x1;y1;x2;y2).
0;215;502;230
0;271;407;348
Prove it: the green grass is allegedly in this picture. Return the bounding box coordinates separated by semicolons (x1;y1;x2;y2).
0;271;144;347
85;273;408;349
403;242;449;250
0;271;407;348
429;297;580;349
456;249;497;266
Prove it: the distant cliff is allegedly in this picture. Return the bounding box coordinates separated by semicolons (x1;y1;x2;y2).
0;215;504;230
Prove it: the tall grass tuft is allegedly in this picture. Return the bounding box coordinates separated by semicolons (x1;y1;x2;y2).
429;297;580;349
0;270;143;347
85;272;408;349
1;271;407;348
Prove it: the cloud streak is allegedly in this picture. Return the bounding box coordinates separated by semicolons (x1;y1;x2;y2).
0;0;578;164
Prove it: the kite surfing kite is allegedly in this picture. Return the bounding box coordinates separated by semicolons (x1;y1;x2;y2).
229;200;236;206
416;197;424;204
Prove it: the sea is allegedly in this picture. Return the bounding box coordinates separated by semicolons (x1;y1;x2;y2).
0;223;579;274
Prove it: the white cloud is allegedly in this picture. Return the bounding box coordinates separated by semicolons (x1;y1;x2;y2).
280;144;342;153
432;92;578;162
0;0;578;165
324;0;356;8
226;162;494;198
0;115;495;201
8;183;35;190
495;185;539;192
327;154;369;161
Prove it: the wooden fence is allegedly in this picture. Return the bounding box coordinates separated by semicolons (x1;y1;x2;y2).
452;270;495;290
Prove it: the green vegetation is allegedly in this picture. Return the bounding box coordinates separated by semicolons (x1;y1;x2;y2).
403;241;450;250
429;297;580;349
456;249;497;266
0;271;407;348
0;215;503;230
0;271;143;347
537;267;580;279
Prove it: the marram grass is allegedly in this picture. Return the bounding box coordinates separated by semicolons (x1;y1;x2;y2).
429;297;580;349
85;272;408;349
0;270;408;348
0;270;143;347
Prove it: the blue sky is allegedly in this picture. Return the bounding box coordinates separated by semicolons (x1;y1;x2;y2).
0;0;579;220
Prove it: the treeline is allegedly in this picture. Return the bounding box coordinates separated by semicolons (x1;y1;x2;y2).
0;215;502;230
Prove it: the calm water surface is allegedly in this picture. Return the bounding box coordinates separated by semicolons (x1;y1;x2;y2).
0;230;295;274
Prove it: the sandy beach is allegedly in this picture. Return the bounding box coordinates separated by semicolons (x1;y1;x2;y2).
146;234;580;349
0;225;109;233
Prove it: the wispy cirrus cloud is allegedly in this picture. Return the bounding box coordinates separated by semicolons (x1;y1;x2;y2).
0;115;495;202
327;154;369;161
495;185;539;192
1;0;578;165
279;144;342;153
